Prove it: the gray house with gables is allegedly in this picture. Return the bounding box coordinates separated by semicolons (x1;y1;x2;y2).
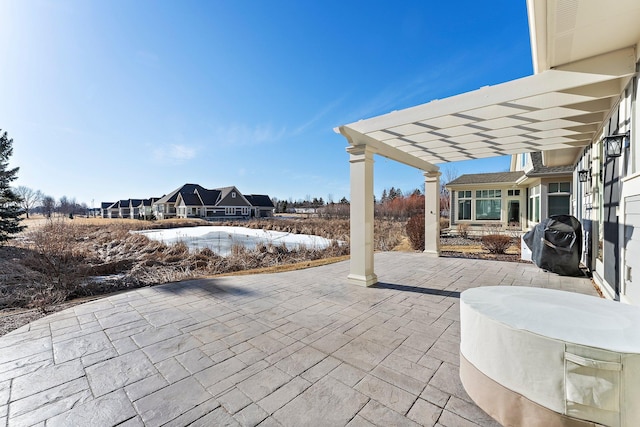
103;184;274;221
152;183;274;220
447;152;574;234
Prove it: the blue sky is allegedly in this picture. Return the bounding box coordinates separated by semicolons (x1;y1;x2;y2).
1;0;532;206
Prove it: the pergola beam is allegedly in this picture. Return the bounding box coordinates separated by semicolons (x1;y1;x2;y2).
337;126;439;172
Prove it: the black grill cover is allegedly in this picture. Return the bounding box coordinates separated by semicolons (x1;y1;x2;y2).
523;215;583;276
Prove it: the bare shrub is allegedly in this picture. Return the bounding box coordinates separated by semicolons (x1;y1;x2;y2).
457;223;470;238
481;234;512;254
20;220;89;310
481;223;503;236
406;214;425;251
374;219;405;250
505;222;523;240
439;217;450;230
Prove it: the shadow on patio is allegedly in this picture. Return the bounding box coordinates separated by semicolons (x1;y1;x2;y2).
0;252;597;426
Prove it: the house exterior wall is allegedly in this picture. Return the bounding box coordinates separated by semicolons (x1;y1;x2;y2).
219;189;252;208
574;69;639;304
153;203;177;220
449;184;525;234
174;203;252;220
254;207;274;217
449;174;574;235
512;153;532;173
538;176;573;222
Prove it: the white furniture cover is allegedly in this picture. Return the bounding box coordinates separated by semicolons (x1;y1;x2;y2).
460;286;640;427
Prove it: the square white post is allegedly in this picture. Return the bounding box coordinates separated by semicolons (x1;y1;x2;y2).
347;145;378;286
424;171;441;256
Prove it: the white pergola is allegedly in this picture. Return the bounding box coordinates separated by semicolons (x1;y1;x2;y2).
336;47;635;286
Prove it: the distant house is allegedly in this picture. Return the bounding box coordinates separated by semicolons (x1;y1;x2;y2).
152;184;207;220
102;184;274;221
447;152;573;234
101;202;114;218
245;194;276;218
105;200;127;219
104;198;150;219
135;198;160;220
174;186;275;219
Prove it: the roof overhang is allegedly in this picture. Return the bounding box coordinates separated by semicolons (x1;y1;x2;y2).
528;0;640;73
336;48;635;170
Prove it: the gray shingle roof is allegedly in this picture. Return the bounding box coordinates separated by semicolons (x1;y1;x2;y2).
154;184;207;204
179;193;203;206
196;189;221;206
142;198;160;207
447;171;525;186
245;195;274;208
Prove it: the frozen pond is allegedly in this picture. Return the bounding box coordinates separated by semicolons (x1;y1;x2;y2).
135;226;339;256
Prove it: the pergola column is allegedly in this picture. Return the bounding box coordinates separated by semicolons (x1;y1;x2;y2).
347;145;378;286
424;171;441;256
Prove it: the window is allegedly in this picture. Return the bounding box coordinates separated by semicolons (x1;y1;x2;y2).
548;182;570;193
225;207;235;215
548;182;570;216
232;192;236;198
241;207;249;215
475;189;501;220
508;200;520;224
457;191;471;220
507;189;520;196
528;186;540;222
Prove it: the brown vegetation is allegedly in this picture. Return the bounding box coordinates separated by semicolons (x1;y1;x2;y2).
1;218;353;312
481;234;514;254
406;214;425;251
1;216;411;313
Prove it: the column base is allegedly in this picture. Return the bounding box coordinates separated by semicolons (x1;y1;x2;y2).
423;250;440;257
347;273;378;287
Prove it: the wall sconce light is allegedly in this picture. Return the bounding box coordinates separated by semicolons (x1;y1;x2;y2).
604;131;629;158
578;169;590;183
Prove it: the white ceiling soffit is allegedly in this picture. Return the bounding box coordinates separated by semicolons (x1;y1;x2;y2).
338;50;635;166
528;0;640;73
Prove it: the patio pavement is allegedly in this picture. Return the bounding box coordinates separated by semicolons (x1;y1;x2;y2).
0;252;598;427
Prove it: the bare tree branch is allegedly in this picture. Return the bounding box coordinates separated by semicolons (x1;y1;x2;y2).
14;186;43;219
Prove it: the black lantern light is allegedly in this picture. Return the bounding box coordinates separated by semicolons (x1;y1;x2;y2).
604;131;629;158
578;169;589;183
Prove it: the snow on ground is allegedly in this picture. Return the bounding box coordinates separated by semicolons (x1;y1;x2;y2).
135;226;340;256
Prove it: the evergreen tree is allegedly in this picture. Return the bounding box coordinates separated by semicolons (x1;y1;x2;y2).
0;130;25;244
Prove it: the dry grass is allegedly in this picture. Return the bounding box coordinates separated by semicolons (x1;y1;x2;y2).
1;217;358;312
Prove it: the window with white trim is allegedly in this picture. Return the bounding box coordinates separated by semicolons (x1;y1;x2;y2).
548;182;570;216
475;189;501;220
457;191;471;220
528;185;540;222
225;207;235;215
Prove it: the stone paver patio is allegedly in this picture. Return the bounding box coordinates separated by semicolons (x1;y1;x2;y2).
0;252;598;426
